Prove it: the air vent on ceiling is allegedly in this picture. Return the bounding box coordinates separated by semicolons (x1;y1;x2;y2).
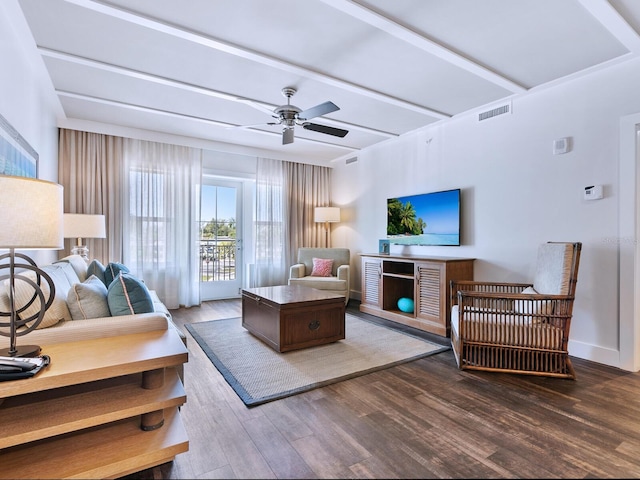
478;103;511;122
345;156;358;164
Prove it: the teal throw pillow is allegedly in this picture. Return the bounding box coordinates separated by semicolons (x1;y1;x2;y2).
107;273;154;316
104;262;130;286
67;275;111;320
87;259;107;286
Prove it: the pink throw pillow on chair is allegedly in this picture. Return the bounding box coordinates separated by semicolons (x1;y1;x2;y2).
310;258;334;277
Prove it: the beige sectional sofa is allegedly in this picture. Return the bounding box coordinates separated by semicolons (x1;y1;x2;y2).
0;255;186;376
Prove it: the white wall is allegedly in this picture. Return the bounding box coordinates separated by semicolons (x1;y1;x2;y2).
0;0;63;265
332;56;640;371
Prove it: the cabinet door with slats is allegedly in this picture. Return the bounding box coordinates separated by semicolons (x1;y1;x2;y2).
415;262;443;324
362;257;382;307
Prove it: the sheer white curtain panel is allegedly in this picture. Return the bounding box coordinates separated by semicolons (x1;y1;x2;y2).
253;157;288;287
123;139;202;308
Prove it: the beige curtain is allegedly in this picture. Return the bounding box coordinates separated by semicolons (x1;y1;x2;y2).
284;161;331;265
58;129;124;263
253;158;331;287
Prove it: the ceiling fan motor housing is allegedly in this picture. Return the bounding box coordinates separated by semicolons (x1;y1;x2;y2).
275;87;302;127
274;104;301;127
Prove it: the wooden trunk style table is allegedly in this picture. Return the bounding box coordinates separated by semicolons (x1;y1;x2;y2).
0;328;189;479
242;285;346;352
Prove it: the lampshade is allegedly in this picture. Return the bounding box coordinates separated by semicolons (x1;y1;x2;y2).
63;214;106;239
314;207;340;223
0;176;63;357
0;176;63;249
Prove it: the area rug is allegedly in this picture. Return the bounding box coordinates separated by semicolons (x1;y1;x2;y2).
185;313;449;407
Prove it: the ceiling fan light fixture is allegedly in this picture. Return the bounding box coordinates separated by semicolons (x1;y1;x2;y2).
282;127;295;145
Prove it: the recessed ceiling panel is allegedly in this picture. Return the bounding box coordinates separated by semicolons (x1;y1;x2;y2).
98;0;514;114
362;0;629;87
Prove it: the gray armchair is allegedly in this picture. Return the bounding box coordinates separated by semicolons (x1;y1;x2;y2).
288;248;350;305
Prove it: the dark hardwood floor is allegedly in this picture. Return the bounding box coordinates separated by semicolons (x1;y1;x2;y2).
128;299;640;479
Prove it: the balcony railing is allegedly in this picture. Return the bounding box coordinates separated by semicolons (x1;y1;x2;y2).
200;238;236;282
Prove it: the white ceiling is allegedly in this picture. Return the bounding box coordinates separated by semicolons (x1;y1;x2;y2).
16;0;640;165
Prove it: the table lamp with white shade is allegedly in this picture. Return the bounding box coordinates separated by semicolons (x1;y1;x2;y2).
0;175;64;357
314;207;340;247
63;213;106;261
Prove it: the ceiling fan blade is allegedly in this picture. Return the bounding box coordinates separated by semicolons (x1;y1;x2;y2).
302;123;349;138
228;122;279;130
236;98;278;118
298;101;339;121
282;127;295;145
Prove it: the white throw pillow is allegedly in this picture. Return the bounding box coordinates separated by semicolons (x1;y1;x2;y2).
513;286;551;317
7;263;73;329
55;255;88;283
67;275;111;320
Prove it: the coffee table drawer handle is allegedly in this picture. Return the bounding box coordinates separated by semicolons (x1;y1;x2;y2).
309;320;320;331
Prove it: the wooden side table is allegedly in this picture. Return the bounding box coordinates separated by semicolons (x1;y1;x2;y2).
0;327;189;479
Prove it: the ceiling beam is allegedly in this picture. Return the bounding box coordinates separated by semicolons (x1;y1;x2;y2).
319;0;527;94
62;0;450;120
56;90;361;150
40;48;397;139
578;0;640;54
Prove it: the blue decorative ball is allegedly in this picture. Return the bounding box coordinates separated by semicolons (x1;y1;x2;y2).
397;297;414;313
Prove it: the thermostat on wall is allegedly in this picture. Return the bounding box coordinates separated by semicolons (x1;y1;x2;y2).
584;185;603;200
553;137;571;155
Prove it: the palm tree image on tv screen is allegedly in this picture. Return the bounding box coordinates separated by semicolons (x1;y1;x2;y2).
387;189;460;246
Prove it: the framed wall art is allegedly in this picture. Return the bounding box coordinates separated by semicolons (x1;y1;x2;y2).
0;113;38;178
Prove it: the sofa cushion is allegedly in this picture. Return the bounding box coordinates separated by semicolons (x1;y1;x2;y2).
55;255;88;283
289;276;347;291
55;261;82;287
87;259;107;286
104;262;130;287
108;273;155;316
149;290;170;318
512;286;552;316
533;243;574;295
310;258;333;277
8;263;74;329
67;275;111;320
451;304;563;349
25;313;171;346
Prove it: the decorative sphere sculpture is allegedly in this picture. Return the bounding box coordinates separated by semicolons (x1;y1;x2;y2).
397;297;414;313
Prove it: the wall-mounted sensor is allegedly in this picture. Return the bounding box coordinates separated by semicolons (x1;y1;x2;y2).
584;185;603;200
553;137;571;155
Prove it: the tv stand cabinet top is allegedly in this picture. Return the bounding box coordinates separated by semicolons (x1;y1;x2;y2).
360;253;475;337
361;253;475;262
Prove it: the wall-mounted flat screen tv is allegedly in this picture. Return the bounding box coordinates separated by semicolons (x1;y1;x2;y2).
387;188;461;246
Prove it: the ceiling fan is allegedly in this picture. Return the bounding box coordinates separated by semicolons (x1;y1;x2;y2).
240;87;349;145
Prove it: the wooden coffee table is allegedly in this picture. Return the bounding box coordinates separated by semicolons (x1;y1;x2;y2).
241;285;345;352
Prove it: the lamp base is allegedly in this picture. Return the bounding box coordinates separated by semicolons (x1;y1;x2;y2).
71;245;90;262
0;345;41;358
